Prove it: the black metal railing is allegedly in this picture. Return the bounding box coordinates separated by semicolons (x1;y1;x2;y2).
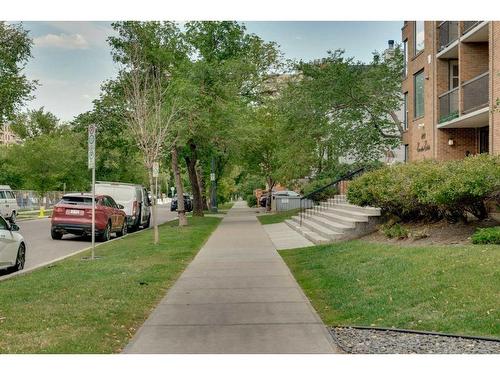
462;72;489;114
438;21;459;52
299;168;365;226
463;21;481;35
438;87;459;123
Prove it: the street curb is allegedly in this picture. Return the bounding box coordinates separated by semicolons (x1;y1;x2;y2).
0;218;175;282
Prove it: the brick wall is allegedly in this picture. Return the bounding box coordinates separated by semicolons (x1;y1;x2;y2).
491;22;500;155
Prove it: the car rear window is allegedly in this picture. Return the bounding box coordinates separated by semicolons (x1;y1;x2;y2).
60;196;95;205
95;186;135;201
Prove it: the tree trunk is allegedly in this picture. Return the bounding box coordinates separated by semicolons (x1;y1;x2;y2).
171;146;188;226
197;163;208;211
184;142;204;217
266;178;275;212
148;170;159;244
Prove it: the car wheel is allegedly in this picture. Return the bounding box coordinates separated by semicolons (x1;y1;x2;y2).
51;228;63;240
101;222;111;242
117;221;127;237
13;243;26;271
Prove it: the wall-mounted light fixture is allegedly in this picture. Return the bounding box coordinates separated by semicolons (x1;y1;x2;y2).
448;138;454;146
418;123;425;129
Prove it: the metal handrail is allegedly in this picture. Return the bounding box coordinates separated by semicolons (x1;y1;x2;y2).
438;86;459;99
463;21;481;35
299;168;365;226
461;71;489;87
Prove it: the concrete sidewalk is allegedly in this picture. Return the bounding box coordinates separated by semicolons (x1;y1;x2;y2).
124;201;339;353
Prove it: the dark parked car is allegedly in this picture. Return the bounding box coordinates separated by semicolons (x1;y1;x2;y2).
170;194;193;212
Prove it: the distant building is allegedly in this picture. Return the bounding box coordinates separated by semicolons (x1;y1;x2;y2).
0;123;22;145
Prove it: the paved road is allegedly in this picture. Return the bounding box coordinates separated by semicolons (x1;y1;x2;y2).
3;205;177;275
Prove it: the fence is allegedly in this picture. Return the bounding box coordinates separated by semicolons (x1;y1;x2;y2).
13;191;75;211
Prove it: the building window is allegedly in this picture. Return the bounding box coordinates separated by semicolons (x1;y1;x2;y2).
403;92;408;130
414;21;425;55
404;144;409;163
414;70;425;118
403;39;408;76
449;60;459;89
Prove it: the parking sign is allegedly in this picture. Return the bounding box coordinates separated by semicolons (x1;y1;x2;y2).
88;124;96;169
152;162;159;178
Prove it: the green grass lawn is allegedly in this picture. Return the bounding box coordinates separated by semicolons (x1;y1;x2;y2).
257;208;300;225
0;216;221;353
280;240;500;338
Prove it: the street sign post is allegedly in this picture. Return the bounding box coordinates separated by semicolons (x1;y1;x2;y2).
152;162;159;204
88;124;96;260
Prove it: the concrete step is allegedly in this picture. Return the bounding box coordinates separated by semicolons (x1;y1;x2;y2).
290;216;344;239
285;219;331;244
297;212;355;231
313;206;370;221
312;209;367;226
331;203;381;216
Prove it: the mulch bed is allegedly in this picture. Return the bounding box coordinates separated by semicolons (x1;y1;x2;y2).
330;327;500;354
361;218;498;246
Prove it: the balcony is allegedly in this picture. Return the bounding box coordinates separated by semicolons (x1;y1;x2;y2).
438;87;459;123
462;21;489;43
438;72;489;129
463;72;489;114
438;21;459;52
463;21;481;34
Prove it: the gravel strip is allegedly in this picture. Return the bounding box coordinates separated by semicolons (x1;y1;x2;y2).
330;327;500;354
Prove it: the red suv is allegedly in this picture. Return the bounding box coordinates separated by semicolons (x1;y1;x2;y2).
51;193;127;241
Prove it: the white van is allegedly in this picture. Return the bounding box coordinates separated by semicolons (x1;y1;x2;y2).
95;182;151;231
0;185;20;222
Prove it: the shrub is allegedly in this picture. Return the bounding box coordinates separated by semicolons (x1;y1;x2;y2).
380;223;409;239
471;227;500;244
347;154;500;221
245;194;257;208
301;178;338;202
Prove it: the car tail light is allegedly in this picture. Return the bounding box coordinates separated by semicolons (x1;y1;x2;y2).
84;208;92;218
132;201;138;215
54;207;65;214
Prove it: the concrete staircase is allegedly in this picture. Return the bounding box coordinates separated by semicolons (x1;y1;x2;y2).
285;195;381;244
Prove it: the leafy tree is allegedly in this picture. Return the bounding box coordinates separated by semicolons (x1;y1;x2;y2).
0;22;37;123
182;21;282;215
10;107;59;139
8;131;88;201
109;21;190;233
72;81;147;185
280;48;404;176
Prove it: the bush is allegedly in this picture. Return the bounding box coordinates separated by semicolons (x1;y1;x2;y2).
246;194;257;208
471;227;500;244
380;223;409;239
301;178;338;202
347;154;500;221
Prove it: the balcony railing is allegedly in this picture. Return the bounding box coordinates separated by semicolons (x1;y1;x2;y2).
463;21;481;35
438;21;459;52
462;72;489;114
438;87;459;123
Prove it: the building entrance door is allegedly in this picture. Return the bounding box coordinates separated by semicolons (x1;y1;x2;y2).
479;126;489;154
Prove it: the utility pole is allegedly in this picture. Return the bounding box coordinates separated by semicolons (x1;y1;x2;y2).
210;156;217;213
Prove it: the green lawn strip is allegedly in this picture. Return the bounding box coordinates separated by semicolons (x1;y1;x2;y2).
257;208;300;225
0;216;221;353
280;240;500;338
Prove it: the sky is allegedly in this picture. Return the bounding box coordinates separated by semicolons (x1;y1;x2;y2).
19;21;403;122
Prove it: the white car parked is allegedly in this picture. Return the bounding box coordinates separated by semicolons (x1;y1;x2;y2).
0;185;20;222
0;215;26;272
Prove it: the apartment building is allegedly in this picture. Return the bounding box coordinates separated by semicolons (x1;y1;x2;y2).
402;21;500;162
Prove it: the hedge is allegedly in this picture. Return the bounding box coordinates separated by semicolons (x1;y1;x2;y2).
346;154;500;222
